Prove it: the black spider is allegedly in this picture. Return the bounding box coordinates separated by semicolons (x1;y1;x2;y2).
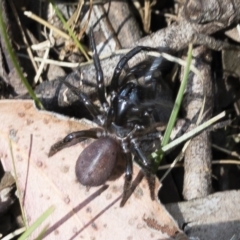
48;30;173;206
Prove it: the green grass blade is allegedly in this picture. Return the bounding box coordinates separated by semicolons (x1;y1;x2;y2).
8;138;27;227
35;224;50;240
18;206;54;240
0;4;44;110
48;0;90;61
162;111;225;153
154;44;193;166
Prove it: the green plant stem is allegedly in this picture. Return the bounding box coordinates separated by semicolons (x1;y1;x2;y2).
18;206;54;240
9;138;28;227
0;4;44;109
154;44;193;166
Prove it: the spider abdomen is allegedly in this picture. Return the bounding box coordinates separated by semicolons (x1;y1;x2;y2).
75;137;120;186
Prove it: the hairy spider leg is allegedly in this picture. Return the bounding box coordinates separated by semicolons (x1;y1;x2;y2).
143;171;156;200
119;54;165;88
60;79;101;121
48;129;102;157
130;138;156;199
90;28;109;110
120;152;133;207
130;138;154;171
110;46;162;95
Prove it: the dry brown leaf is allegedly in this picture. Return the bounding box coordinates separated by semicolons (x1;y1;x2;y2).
0;100;184;240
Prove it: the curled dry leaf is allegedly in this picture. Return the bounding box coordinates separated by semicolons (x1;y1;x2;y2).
0;100;184;240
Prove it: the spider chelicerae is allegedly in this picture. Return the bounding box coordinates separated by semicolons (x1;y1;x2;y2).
49;30;173;206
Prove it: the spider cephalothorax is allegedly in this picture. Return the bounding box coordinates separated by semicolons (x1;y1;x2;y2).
49;30;173;206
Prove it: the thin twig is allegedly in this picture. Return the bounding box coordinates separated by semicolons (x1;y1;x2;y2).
24;11;70;40
9;1;42;83
212;144;240;159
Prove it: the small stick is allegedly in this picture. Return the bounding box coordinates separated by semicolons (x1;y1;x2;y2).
24;11;70;40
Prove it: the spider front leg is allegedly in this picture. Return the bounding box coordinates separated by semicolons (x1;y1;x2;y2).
131;139;156;200
48;129;102;157
110;46;169;95
120;152;133;207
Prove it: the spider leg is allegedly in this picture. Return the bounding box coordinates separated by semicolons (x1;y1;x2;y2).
49;129;103;157
120;152;133;207
131;138;154;171
110;46;165;95
130;138;156;200
120;55;165;87
142;170;156;200
60;79;101;121
90;28;109;110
